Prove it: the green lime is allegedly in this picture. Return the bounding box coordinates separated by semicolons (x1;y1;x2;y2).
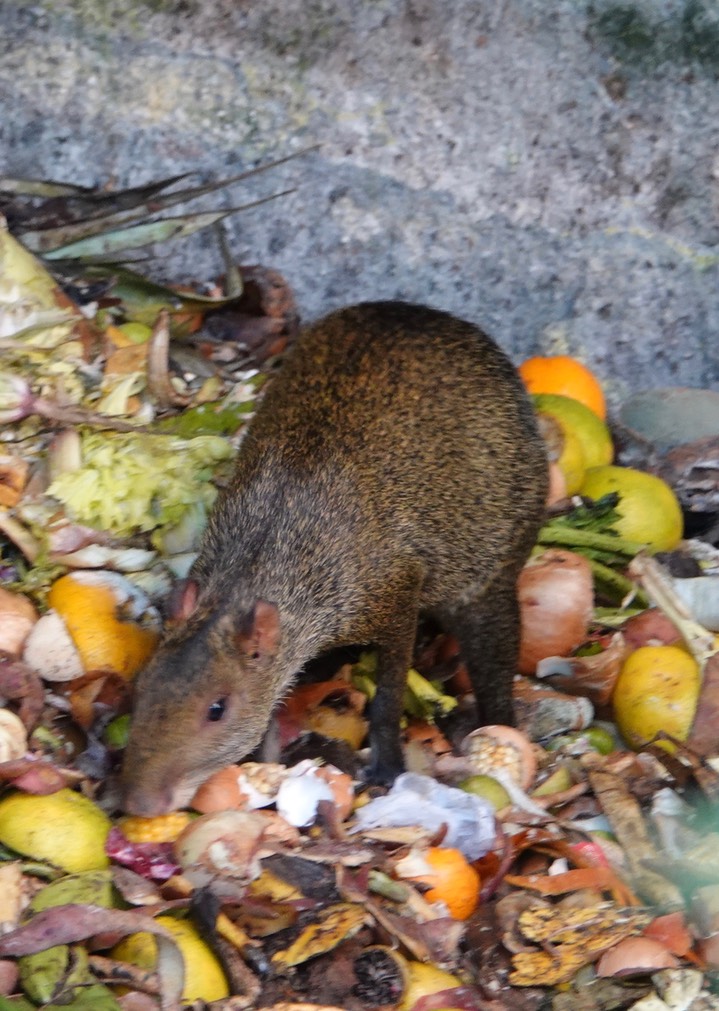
545;725;616;756
458;774;511;810
103;713;131;749
117;321;152;344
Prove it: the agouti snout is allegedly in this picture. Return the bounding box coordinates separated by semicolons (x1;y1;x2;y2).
122;301;548;815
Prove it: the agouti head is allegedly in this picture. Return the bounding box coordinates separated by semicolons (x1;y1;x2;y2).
121;585;283;815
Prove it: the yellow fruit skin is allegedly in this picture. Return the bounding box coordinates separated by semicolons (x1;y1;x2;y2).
112;916;229;1004
400;961;462;1011
554;423;586;495
48;574;159;680
536;413;585;495
532;393;614;469
0;789;110;872
579;465;683;552
613;645;700;751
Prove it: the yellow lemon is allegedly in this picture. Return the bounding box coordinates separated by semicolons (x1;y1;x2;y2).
0;788;110;872
400;961;462;1011
536;413;586;495
48;571;160;679
579;465;683;552
532;393;614;469
613;645;699;751
112;916;229;1004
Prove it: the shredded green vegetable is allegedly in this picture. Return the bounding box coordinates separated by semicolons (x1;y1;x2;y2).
48;430;234;539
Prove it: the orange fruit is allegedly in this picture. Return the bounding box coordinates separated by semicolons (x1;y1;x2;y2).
579;465;683;552
395;846;480;920
519;354;606;419
613;645;699;751
48;571;161;679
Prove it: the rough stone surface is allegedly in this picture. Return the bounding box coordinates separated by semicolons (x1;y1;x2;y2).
1;0;718;407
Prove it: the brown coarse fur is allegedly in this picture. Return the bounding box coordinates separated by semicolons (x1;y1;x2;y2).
122;301;548;815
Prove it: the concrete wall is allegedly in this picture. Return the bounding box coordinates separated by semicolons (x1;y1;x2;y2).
2;0;718;407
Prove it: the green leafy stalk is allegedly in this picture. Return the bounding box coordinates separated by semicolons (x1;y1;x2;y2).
537;524;648;557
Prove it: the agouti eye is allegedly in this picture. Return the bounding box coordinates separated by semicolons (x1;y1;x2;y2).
207;698;227;722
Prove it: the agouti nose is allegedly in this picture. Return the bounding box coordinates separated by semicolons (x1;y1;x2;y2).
121;783;175;818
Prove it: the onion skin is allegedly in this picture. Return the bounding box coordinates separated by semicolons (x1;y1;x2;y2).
517;549;594;675
596;936;678;977
623;609;682;650
0;588;37;657
546;462;568;507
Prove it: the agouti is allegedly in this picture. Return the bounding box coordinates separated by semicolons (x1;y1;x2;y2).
121;301;548;815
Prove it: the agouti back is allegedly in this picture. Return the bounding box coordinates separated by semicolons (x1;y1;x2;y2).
122;301;548;815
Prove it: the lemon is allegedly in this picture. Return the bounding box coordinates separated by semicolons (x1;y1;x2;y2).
579;465;683;552
112;916;229;1004
537;413;586;494
0;788;110;872
116;321;153;344
613;645;700;751
533;393;614;469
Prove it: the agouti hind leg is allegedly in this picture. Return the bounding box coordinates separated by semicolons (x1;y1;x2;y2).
364;563;424;785
445;567;523;727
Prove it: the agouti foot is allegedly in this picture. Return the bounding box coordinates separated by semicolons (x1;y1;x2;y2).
361;758;404;788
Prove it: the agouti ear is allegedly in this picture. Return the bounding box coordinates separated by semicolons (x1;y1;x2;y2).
236;599;280;661
167;579;199;622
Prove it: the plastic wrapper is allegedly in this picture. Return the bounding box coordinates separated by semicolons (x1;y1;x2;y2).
352;772;495;860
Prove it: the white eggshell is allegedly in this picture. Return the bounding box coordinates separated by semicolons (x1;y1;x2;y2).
22;611;83;682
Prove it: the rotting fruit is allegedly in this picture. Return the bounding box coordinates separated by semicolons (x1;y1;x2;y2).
111;915;229;1004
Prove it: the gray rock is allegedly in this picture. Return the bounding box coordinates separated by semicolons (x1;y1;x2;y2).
1;0;718;407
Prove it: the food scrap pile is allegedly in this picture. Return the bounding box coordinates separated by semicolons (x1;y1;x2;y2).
2;176;719;1011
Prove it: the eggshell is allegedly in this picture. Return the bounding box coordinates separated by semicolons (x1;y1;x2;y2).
22;611;84;682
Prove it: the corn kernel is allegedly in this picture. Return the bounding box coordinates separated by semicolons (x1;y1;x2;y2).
119;812;193;843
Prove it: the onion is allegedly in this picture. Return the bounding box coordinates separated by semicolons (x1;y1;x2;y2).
0;588;37;656
596;936;678;977
0;709;28;761
517;549;594;675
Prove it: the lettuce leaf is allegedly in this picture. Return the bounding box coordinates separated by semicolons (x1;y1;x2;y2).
48;431;234;540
